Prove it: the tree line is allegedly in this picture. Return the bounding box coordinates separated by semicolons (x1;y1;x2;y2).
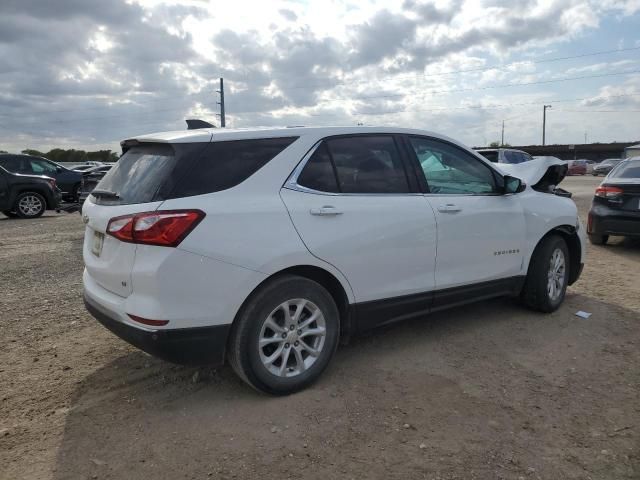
0;148;119;163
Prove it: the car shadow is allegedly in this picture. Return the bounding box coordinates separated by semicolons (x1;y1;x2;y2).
53;294;640;479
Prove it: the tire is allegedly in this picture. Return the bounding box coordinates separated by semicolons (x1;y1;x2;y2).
2;210;19;218
14;192;46;218
589;234;608;245
521;235;570;313
227;275;340;395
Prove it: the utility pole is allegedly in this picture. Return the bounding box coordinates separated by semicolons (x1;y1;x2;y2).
216;77;226;128
501;120;505;146
542;104;552;145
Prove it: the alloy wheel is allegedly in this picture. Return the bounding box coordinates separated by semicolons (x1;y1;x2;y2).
258;299;327;377
547;248;566;301
18;195;44;216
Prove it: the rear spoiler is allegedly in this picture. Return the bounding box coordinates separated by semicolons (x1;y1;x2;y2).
186;119;216;130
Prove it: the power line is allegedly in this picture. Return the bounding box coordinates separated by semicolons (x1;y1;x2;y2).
274;46;640;91
351;69;640;100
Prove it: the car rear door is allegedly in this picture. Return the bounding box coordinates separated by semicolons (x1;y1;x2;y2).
280;135;437;326
404;136;526;299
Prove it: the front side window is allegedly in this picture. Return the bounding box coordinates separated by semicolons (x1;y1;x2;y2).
324;136;409;194
408;137;498;195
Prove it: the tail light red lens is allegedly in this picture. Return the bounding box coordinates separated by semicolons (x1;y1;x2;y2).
595;185;624;200
107;210;205;247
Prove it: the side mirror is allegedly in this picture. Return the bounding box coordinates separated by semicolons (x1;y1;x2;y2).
504;175;525;194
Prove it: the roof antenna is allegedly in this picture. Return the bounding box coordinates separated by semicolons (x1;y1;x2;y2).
186;119;216;130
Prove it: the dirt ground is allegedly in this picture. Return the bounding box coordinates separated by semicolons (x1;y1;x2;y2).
1;175;638;480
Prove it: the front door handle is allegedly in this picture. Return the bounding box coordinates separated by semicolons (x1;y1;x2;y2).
437;203;462;213
310;206;343;216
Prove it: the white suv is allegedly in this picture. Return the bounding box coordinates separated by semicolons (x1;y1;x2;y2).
82;126;585;394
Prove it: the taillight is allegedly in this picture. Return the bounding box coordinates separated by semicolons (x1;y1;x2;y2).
107;210;205;247
595;185;623;201
128;314;169;327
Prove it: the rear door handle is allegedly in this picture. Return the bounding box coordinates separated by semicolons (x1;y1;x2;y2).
310;206;343;216
437;203;462;213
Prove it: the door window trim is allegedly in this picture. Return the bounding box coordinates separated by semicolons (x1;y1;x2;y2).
284;134;422;197
403;134;506;196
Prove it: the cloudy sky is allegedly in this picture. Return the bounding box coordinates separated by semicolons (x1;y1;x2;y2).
0;0;639;153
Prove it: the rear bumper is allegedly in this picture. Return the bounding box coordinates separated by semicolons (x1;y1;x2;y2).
589;205;640;237
84;294;230;366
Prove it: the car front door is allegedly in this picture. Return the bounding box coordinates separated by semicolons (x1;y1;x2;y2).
405;136;526;303
280;135;437;329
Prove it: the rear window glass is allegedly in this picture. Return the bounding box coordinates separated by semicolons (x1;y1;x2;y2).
92;137;297;205
610;161;640;179
477;151;499;162
94;144;177;205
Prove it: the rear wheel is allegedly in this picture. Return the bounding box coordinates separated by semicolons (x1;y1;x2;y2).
521;235;569;313
589;234;608;245
14;192;46;218
227;275;340;395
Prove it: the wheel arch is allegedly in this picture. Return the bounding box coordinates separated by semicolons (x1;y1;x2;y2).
231;265;354;341
530;225;582;286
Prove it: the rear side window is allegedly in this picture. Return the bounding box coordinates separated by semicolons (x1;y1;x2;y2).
93;137;297;205
172;137;297;197
0;156;30;173
326;136;409;193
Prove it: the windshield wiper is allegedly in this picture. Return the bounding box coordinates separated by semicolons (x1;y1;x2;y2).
91;189;120;199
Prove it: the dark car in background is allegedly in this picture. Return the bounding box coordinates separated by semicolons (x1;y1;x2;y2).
0;165;61;218
78;164;113;206
592;158;621;176
588;157;640;244
476;148;533;164
0;154;83;201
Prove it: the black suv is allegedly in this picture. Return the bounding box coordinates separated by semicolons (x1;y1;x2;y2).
0;165;62;218
0;154;83;201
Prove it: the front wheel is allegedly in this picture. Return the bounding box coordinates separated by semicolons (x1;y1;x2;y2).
227;275;340;395
521;235;569;313
14;192;46;218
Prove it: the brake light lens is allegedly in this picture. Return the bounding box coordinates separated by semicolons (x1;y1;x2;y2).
107;210;205;247
595;185;624;200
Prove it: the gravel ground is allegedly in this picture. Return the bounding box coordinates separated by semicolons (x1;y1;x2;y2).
1;175;638;480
